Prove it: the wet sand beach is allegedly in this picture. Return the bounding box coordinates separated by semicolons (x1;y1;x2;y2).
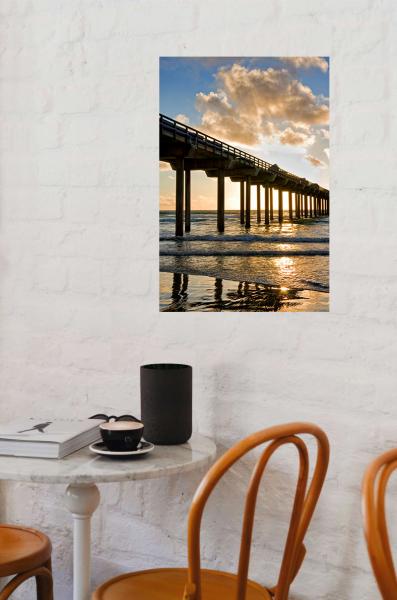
160;271;329;312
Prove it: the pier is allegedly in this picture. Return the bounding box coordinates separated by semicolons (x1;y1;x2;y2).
160;114;329;236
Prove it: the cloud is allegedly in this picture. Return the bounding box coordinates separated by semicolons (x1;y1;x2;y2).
175;113;190;124
217;65;328;126
195;90;265;145
320;128;330;139
279;127;313;146
306;126;329;168
305;154;326;168
194;64;329;150
196;91;231;116
281;57;329;72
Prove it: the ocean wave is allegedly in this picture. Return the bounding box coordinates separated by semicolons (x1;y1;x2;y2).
160;249;329;257
160;217;210;224
300;279;329;291
160;234;329;243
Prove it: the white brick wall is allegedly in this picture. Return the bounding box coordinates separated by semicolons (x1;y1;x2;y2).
0;1;396;598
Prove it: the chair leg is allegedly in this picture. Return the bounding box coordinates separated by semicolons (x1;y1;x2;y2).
36;560;53;600
0;565;52;600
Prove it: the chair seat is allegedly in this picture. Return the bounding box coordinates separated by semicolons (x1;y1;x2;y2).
0;524;52;577
93;567;271;600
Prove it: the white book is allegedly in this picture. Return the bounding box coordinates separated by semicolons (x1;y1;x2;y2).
0;418;104;459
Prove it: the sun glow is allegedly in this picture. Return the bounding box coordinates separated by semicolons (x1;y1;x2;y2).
160;168;308;212
274;256;296;282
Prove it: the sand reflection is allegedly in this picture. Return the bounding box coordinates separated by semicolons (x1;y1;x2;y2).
160;271;328;312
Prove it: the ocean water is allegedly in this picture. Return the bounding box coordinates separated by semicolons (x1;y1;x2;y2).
160;210;329;293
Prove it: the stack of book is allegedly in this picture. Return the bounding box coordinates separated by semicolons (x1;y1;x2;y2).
0;418;104;459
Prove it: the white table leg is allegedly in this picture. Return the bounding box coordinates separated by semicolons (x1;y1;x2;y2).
65;483;100;600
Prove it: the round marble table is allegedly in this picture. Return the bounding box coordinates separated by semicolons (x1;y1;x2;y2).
0;433;216;600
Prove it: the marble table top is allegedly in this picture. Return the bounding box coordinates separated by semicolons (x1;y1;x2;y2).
0;434;216;484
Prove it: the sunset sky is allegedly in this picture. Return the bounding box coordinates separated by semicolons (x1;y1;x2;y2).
160;57;329;211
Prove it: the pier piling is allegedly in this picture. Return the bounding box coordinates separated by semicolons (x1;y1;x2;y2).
245;177;251;228
185;169;191;232
217;170;225;232
257;184;261;223
240;181;245;225
175;158;184;236
278;189;283;223
265;185;270;224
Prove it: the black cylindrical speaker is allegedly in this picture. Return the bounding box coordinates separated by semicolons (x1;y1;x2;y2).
140;363;192;445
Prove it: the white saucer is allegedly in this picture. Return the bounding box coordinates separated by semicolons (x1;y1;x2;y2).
89;440;154;458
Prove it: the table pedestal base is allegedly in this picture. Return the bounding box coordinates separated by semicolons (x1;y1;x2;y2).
65;483;100;600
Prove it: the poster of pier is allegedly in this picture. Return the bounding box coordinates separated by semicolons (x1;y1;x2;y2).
159;57;329;312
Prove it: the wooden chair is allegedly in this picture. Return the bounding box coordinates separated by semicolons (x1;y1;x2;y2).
93;422;329;600
362;448;397;599
0;524;53;599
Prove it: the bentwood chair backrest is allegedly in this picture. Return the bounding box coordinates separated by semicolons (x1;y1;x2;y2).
362;448;397;599
185;422;330;600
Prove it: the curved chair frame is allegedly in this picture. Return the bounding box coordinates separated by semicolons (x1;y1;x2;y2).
0;562;53;600
0;524;53;600
186;422;329;600
362;448;397;599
